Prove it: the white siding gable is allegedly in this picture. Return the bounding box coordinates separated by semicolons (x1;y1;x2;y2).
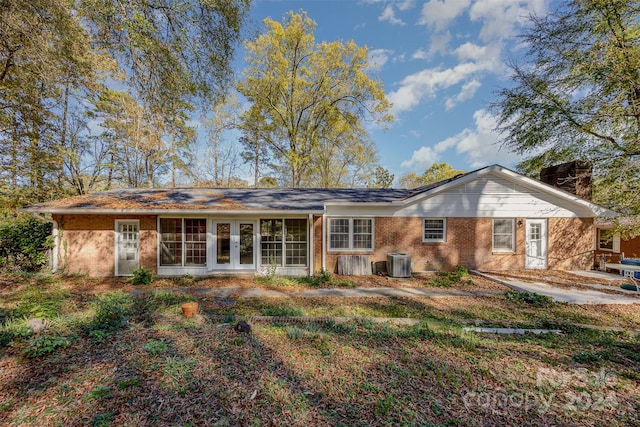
395;173;591;218
325;172;596;218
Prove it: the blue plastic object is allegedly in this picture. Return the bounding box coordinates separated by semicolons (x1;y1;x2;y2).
620;258;640;279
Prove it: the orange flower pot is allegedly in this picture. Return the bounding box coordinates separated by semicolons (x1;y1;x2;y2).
181;302;199;318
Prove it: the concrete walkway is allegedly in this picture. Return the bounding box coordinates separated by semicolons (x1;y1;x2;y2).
132;286;502;299
130;270;640;305
473;271;640;305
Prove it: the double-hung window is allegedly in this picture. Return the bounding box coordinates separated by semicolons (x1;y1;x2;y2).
423;218;446;242
328;218;374;251
492;219;515;252
597;228;620;252
160;218;207;266
260;219;308;267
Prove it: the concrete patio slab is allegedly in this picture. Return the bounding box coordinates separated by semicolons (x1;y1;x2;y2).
474;271;640;305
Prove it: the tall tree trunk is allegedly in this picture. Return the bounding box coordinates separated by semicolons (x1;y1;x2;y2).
59;83;69;188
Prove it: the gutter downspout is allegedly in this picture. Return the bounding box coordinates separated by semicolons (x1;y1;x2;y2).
322;212;327;272
308;213;313;276
32;213;58;273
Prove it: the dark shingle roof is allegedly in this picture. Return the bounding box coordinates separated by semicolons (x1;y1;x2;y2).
24;187;420;213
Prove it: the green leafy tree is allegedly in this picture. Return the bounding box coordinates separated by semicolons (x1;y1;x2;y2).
370;166;395;189
399;172;423;189
494;0;640;219
1;0;249;206
0;215;53;271
421;162;465;185
238;11;392;187
399;162;465;188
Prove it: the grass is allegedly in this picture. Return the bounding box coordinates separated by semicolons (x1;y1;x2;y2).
424;265;472;288
254;269;358;288
1;272;640;426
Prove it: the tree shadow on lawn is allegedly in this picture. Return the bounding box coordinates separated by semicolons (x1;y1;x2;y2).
2;295;640;427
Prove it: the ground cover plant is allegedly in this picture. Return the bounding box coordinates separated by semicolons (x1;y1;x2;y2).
1;272;639;426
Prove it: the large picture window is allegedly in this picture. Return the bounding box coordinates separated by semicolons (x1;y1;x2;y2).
260;219;307;267
160;218;207;266
328;218;374;251
492;219;515;252
423;218;446;242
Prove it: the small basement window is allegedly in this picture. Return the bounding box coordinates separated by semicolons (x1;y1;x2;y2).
423;218;446;242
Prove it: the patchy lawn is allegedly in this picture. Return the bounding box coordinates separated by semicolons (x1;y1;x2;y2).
1;272;639;426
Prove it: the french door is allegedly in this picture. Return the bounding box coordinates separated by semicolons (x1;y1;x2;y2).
211;220;256;270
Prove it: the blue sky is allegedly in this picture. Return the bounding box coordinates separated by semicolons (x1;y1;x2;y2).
237;0;549;181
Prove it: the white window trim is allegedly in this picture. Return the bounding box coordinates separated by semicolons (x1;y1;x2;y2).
158;217;207;268
327;217;375;252
597;228;620;252
492;218;515;253
423;218;446;243
259;218;309;268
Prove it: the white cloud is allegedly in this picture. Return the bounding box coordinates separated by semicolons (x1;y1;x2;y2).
444;79;481;110
401;146;440;169
470;0;547;42
418;0;471;31
387;61;491;114
412;49;428;60
379;5;406;26
393;52;406;63
429;31;451;56
441;109;521;167
397;0;415;11
401;109;521;171
368;48;393;71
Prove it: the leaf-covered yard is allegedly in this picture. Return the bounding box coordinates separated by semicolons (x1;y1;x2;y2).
1;272;640;426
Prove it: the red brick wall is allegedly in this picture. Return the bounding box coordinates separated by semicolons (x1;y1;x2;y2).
53;214;157;276
548;217;594;270
318;217;594;273
621;237;640;258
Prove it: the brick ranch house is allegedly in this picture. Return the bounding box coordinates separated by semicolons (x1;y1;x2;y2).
22;164;614;277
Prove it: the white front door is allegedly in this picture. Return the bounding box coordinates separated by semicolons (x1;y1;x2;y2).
525;219;547;269
115;220;139;275
212;220;256;270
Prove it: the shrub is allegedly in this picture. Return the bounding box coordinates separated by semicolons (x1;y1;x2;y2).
21;335;70;358
129;267;153;285
505;290;553;307
93;292;134;329
0;216;53;272
13;285;70;319
298;269;332;287
261;305;304;317
425;265;470;287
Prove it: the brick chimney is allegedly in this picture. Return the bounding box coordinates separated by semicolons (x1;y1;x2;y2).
540;160;592;200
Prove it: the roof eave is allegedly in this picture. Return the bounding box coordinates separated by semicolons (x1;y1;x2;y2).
19;208;324;216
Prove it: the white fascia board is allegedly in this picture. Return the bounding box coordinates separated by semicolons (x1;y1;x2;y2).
19;208;324;216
